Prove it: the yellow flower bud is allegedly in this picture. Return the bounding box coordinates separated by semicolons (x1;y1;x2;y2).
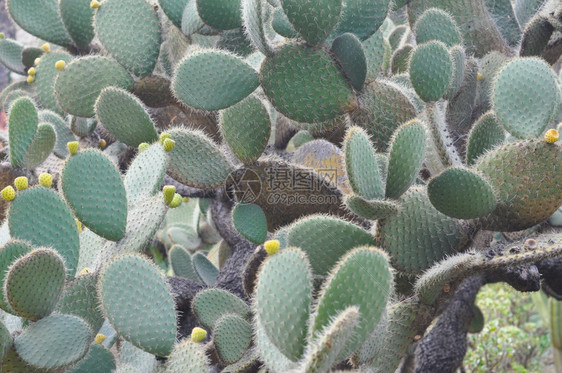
191;327;207;343
67;141;79;155
1;186;16;202
94;334;106;344
41;43;50;53
34;57;41;66
55;60;66;71
163;185;176;205
27;67;36;76
90;0;101;9
169;193;182;208
14;176;28;191
138;142;149;152
27;75;35;83
159;132;172;144
98;139;106;148
264;240;280;256
545;129;559;144
163;138;175;152
39;173;53;188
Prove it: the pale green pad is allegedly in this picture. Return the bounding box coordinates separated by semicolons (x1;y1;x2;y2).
68;344;116;373
492;57;560;139
39;110;77;159
172;50;259;111
192;288;250;330
35;51;73;116
60;0;95;48
181;0;205;36
5;248;65;321
159;0;189;28
280;0;342;45
94;0;161;77
409;41;452;102
261;44;355;123
192;252;218;286
255;248;312;361
95;87;158;146
0;240;32;314
232;203;268;244
428;167;497;219
55;273;104;332
61;149;127;241
14;314;91;369
169;245;199;281
8;96;37;168
124;143;168;207
255;318;298;372
345;195;400;220
55;56;134;117
165;340;210;373
376;187;468;273
0;320;11;360
311;247;392;360
167;128;234;189
343;126;385;199
330;0;390;40
219;95;271;163
414;8;462;47
331;33;367;91
8;187;80;278
385;120;426;199
213;314;253;364
99;254;177;356
22;122;56;169
197;0;242;30
287;215;376;276
242;0;274;56
391;44;413;74
0;38;25;74
466;111;505;166
363;29;391;81
271;7;297;38
6;0;73;46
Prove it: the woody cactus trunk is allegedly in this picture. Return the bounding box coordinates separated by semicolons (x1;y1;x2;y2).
0;0;561;372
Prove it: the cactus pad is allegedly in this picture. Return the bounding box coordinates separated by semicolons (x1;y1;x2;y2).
213;314;253;364
330;0;389;41
59;0;95;48
159;0;189;28
123;143;168;207
196;0;242;30
192;253;218;286
409;41;452;102
0;38;25;74
232;203;268;244
280;0;342;45
8;96;37;168
68;344;116;373
466;112;505;165
192;288;250;330
345;195;400;220
55;273;104;332
331;33;367;91
165;339;210;373
39;110;77;158
0;240;32;313
61;149;127;241
414;8;462;47
242;0;274;56
99;254;177;356
169;245;200;281
22;122;56;169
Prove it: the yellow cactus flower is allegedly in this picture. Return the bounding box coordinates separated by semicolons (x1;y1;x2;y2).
14;176;28;190
1;186;16;202
138;142;149;152
55;60;66;71
159;132;171;144
67;141;79;155
39;173;53;188
545;129;559;144
163;138;175;152
34;57;41;66
26;75;35;83
94;334;106;344
90;0;101;9
41;43;50;53
191;327;207;343
27;67;36;76
169;193;182;208
163;185;176;205
264;240;280;256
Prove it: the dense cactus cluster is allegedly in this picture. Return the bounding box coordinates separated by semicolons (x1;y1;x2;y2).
0;0;561;372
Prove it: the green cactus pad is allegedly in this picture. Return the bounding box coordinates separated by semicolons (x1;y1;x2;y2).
99;254;177;356
181;0;205;36
345;195;400;220
172;50;259;111
59;0;95;48
55;273;104;332
213;314;253;364
167;128;234;189
8;187;80;278
388;25;407;51
14;314;91;369
0;38;25;74
255;318;298;372
443;45;466;100
192;288;250;330
466;112;505;166
475;139;562;231
0;241;32;314
119;340;158;372
485;0;521;46
376;187;468;273
519;15;553;58
280;0;342;45
39;110;77;158
300;306;359;372
219;95;271;163
260;44;355;123
95;87;158;146
428;167;497;219
255;247;312;361
350;81;417;152
478;51;508;110
363;29;391;81
124;143;168;207
159;0;189;28
77;229;104;273
331;33;367;91
61;149;127;241
343;126;385;199
0;320;11;360
192;252;218;286
385;120;427;200
414;8;462;47
70;116;97;137
165;339;210;373
242;0;274;56
55;56;134;117
390;44;413;74
287;215;375;276
8;96;37;168
271;7;297;38
21;46;43;69
216;28;254;58
232;203;268;244
312;247;392;360
22;122;56;169
409;41;452;102
5;248;65;321
68;344;116;373
35;51;73;115
196;0;242;30
94;0;161;77
169;245;199;281
6;0;72;47
330;0;389;41
492;57;560;138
